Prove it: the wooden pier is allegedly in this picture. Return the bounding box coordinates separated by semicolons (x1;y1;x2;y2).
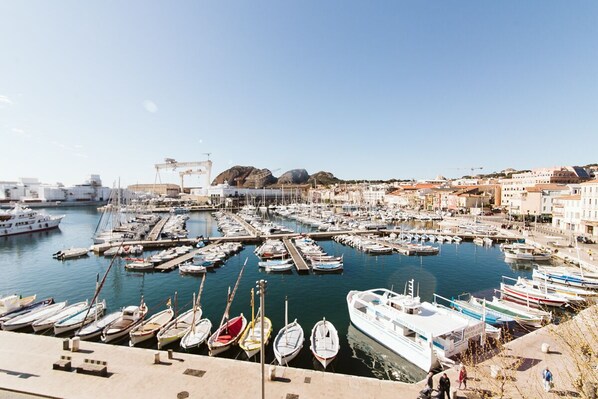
146;216;170;241
154;242;221;272
225;212;259;237
283;238;310;273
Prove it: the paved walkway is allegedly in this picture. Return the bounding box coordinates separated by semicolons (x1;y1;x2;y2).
2;303;596;399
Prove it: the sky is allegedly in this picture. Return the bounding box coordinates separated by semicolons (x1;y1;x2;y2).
1;1;597;187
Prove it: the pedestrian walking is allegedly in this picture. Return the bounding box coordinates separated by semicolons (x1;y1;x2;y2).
439;373;451;399
457;365;468;389
542;367;553;392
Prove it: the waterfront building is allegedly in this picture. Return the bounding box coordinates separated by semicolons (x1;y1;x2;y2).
580;179;598;238
506;184;570;219
552;194;582;233
0;175;112;205
500;166;589;206
192;184;297;207
127;183;181;197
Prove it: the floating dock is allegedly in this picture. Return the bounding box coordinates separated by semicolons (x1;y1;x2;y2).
146;216;170;241
154;242;221;272
283;238;310;273
225;211;259;237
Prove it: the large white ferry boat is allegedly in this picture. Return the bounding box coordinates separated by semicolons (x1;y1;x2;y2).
0;203;64;237
346;280;485;372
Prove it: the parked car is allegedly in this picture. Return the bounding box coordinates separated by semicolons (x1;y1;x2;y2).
577;236;595;244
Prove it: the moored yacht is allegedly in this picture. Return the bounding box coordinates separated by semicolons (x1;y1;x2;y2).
0;203;64;237
346;280;485;372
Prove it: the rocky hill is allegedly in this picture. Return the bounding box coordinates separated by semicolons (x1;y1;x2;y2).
213;166;341;187
277;169;310;185
308;171;341;186
211;166;277;188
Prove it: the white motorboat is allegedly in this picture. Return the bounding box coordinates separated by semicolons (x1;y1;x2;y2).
347;280;486;372
125;261;154;271
129;307;174;346
0;203;63;237
310;318;339;369
54;300;107;335
53;248;89;260
32;301;89;332
179;263;207;275
273;298;304;366
503;245;551;261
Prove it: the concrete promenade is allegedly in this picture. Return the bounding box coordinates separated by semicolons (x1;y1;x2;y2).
1;304;596;399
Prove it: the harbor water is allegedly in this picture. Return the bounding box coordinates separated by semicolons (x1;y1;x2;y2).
0;207;542;382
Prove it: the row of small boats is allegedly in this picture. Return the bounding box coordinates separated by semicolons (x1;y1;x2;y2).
294;237;344;272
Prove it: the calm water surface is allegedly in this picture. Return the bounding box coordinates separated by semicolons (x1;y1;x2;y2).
0;207;540;382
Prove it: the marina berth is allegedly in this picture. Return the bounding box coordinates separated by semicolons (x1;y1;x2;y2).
309;318;339;369
347;281;486;372
53;300;106;335
2;301;66;331
273;298;304;366
472;296;550;329
532;267;598;289
76;310;123;341
101;301;148;343
129;307;174;346
450;296;515;326
0;298;54;327
0;203;64;237
499;278;570;308
180;318;212;350
31;301;89;332
0;294;36;317
239;308;272;359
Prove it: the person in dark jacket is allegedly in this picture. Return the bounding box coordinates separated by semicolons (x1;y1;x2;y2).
426;371;434;391
438;373;451;399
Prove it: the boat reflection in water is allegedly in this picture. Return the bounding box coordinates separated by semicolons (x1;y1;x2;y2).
346;323;427;383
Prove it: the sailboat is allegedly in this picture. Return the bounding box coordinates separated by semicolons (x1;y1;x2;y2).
273;297;304;366
207;259;248;356
239;289;273;359
180;276;212;350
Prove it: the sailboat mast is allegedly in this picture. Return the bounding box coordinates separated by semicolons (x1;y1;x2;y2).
216;258;247;335
250;288;255;339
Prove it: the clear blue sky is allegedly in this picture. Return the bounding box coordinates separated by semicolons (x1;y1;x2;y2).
1;1;597;187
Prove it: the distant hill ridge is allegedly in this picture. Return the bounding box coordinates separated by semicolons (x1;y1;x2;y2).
211;166;341;188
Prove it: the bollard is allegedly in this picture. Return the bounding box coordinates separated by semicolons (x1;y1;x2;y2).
154;352;161;364
168;349;173;359
541;343;550;353
268;365;276;381
71;336;80;352
62;338;70;351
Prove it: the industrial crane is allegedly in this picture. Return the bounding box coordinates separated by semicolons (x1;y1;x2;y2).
451;166;484;176
154;157;213;192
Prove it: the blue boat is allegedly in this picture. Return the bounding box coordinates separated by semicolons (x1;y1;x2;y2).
450;297;515;326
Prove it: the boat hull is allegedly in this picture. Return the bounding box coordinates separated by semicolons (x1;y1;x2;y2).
347;292;436;372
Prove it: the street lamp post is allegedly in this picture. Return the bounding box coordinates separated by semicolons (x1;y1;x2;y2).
256;279;267;399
